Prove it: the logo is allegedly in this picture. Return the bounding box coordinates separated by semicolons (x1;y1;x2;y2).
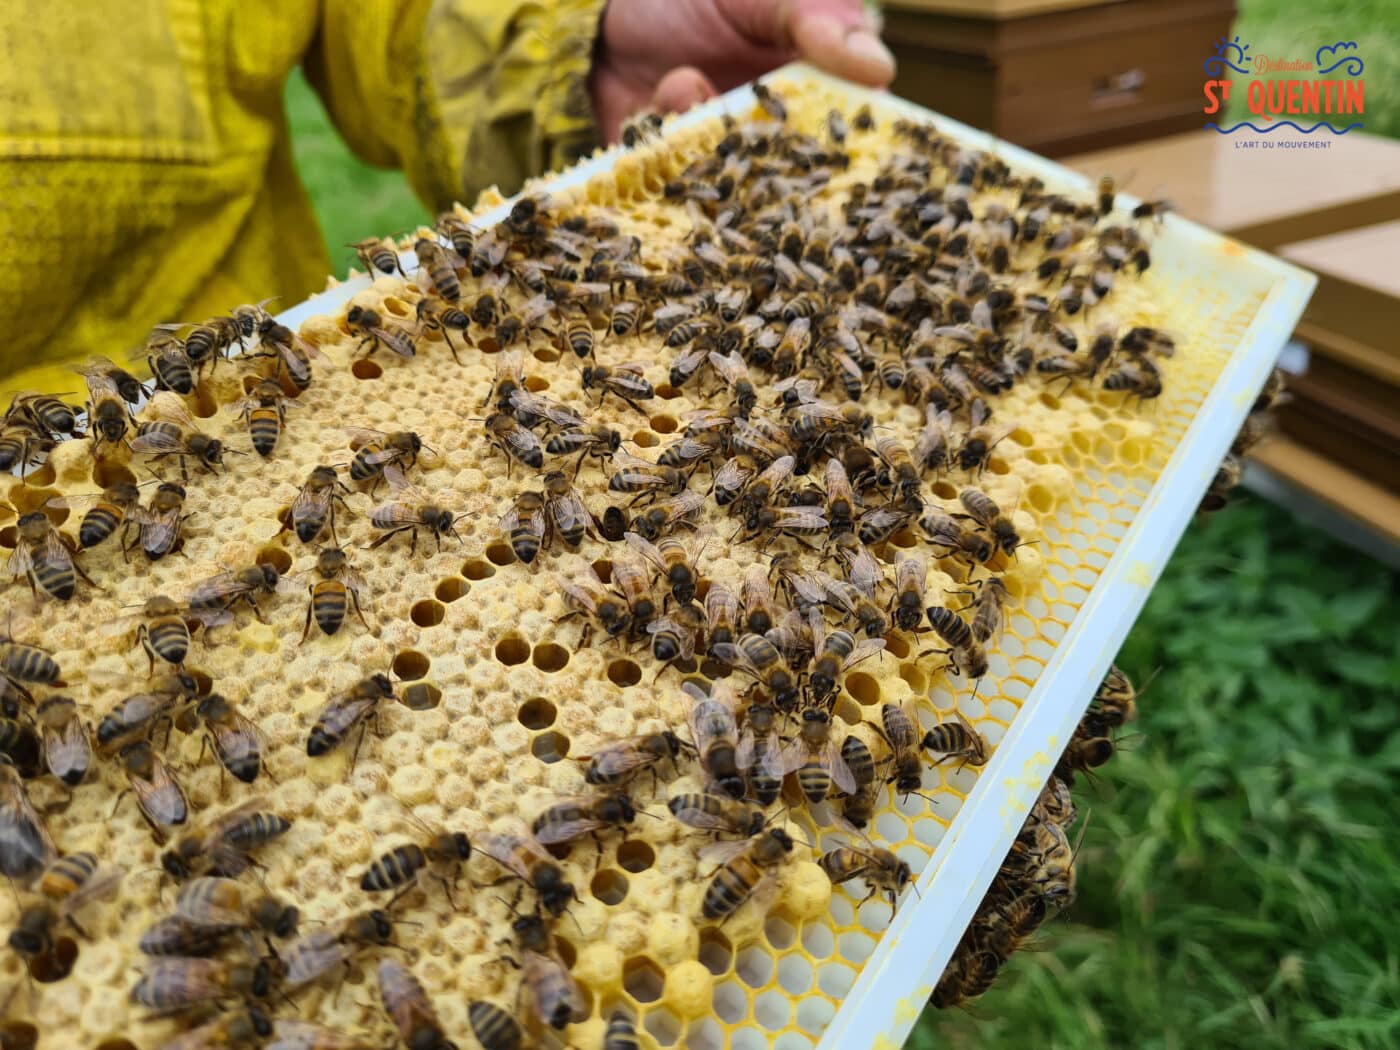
1202;36;1364;143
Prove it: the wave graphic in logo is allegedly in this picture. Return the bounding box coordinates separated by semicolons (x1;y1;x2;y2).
1204;35;1251;76
1205;120;1363;135
1315;42;1364;76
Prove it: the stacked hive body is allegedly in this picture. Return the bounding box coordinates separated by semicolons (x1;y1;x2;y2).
0;71;1277;1050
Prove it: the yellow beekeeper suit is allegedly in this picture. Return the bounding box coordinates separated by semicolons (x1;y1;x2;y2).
0;0;605;397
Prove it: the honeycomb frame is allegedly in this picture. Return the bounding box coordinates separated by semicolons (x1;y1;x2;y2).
0;64;1314;1050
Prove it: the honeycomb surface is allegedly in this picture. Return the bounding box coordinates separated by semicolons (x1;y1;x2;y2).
0;75;1266;1050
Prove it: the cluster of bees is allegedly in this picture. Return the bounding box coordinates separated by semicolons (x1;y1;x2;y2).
1199;368;1286;515
931;665;1139;1007
0;82;1194;1047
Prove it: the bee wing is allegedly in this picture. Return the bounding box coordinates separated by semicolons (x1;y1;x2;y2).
532;803;608;846
502;425;543;459
479;819;548;878
0;796;57;877
624;532;666;573
756;455;795;490
549;491;590;537
712;457;754;493
188;572;239;607
735;729;757;772
5;543;34;579
585;739;657;779
382;464;425;499
768;736;806;778
707;350;749;386
707;643;752;676
823;740;858;796
698;837;752;868
345;427;387;449
611;449;659;471
772;507;828;529
784;571;829;610
129;428;187;454
613;361;648;377
510;390;584;429
290;482;330;520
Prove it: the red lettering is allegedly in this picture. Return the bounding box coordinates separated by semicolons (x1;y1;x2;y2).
1345;80;1364;113
1202;80;1230;114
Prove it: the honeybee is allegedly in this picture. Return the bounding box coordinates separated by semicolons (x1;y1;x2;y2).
1055;732;1114;783
1103;357;1162;400
773;703;858;804
1091;664;1137;728
411;237;461;303
925;606;989;679
346;304;417;361
59;482;141;553
582;362;654;413
347;427;425;490
976;892;1048;961
703;579;741;655
808;624;884;704
957;488;1023;559
360;817;472;905
131;422;225;485
479;818;577;915
533;792;637;849
855;504;912;547
711;455;756;508
879;701;924;796
436;212;477;257
7;511;93;602
967;577;1010;644
467;1001;523;1050
545;424;623;475
174;876;300;938
1131;198;1173;224
930;949;1001;1009
738;504;829;547
611;556;658;637
656;430;724;474
958;398;1015;474
351;237;403;276
890;552;929;633
180;316;242;372
159;1009;274;1050
146;330;196;395
875;437;922;509
377;958;452;1050
500;490;548;565
682;680;744;799
836;734;880;830
303;547;369;640
1014;819;1077;904
620;109;664;147
913;406;953;475
923;710;989;768
821;575;888;640
258;319;321;391
668;792;765;838
508;911;585;1030
583;730;685;789
33;695;89;788
820;844;912;910
483;412;544;474
919;506;993;565
736;454;796;532
118;740;189;840
307;673;395;765
709;350;758;417
414;296;469;364
645;605;703;670
559;565;632;645
190;563;283;621
701;827;794;921
608;450;686;503
0;633;63;698
6;392;76;439
626;526;710;605
367;466;462;554
0;754;54;882
38;851;114;915
160;797;292;881
712;632;800;710
288;465;351;545
735;698;783;805
282;908;397;989
235;379;290;458
135;594;193;671
95;672;199;753
130;955;273;1010
195;694;266;784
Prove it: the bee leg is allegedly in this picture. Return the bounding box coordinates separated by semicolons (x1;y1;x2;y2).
300;591;316;644
349;586;370;632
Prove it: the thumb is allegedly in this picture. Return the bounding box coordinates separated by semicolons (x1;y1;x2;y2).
789;4;896;87
652;67;719;116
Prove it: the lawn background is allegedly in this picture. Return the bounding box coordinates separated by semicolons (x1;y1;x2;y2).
285;3;1400;1046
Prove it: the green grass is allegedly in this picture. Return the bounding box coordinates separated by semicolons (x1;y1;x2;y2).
281;7;1400;1048
914;498;1400;1050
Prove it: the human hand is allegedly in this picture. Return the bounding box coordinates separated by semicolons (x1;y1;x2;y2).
590;0;895;142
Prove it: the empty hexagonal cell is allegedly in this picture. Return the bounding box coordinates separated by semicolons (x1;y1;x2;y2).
912;817;946;849
590;869;629;905
494;635;530;666
844;672;880;706
800;918;828;963
837;929;875;965
616;839;655;873
607;659;642;687
399;682;442;711
817;961;856;997
795;996;836;1034
410;599;445;627
857;899;894;932
517;697;557;730
485;541;516;566
875;812;905;843
351;357;382;380
391;650;430;681
733;1029;775;1050
698;928;733;976
687;1017;726;1050
616;955;661;1005
735;945;774;989
434;577;469;602
532;642;570;672
825;892;854;927
645;1007;683;1047
530;731;570;764
776;952;814;994
752;989;792;1030
461;558;495;580
764;915;796;950
883;632;910;659
649;413;678;433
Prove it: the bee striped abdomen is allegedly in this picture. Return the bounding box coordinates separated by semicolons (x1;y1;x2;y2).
311;579;348;636
361;843;427;893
